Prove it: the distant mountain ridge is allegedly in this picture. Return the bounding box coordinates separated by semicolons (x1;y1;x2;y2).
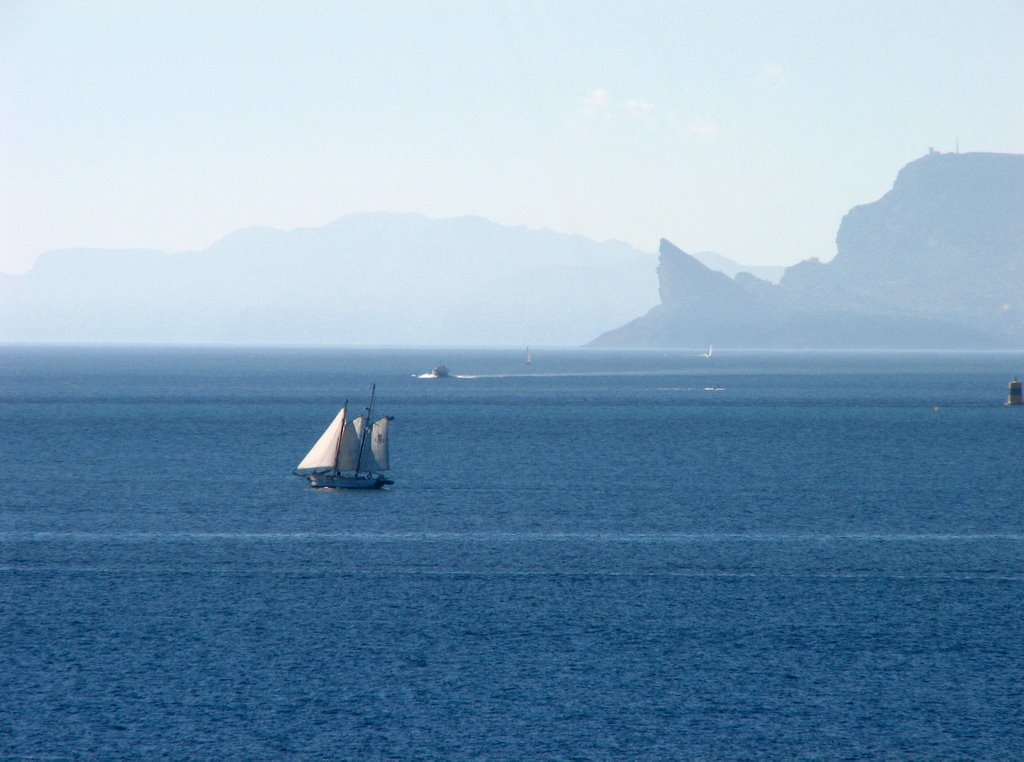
6;152;1022;349
592;151;1024;348
0;213;658;346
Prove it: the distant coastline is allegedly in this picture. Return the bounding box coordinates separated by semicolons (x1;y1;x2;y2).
4;152;1022;350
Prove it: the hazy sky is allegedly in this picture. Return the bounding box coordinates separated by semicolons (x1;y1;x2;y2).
2;0;1022;274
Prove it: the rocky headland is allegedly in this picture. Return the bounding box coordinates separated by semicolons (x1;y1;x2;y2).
592;151;1024;348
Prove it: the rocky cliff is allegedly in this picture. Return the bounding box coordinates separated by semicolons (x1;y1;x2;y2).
593;151;1024;348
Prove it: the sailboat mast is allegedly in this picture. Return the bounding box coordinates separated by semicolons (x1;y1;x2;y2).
331;400;348;474
354;383;376;475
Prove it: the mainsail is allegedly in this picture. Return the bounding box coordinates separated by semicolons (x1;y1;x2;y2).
360;416;391;471
336;415;365;472
295;405;347;471
350;415;389;471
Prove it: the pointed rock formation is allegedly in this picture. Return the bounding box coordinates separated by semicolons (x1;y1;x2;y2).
592;151;1024;348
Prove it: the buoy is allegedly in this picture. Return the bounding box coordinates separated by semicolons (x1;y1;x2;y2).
1007;378;1022;406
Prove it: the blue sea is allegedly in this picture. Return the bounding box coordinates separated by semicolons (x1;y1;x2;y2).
2;346;1023;758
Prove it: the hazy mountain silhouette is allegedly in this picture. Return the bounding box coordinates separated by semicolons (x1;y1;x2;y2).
592;151;1024;348
0;214;657;346
6;152;1021;349
690;251;785;284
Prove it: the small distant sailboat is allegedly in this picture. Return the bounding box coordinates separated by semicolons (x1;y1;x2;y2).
293;385;394;489
702;344;714;358
525;347;532;365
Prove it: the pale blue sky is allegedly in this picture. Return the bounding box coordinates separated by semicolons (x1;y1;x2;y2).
2;0;1022;274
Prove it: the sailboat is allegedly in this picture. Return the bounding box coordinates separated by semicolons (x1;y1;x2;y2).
702;344;713;358
525;347;532;365
293;385;394;489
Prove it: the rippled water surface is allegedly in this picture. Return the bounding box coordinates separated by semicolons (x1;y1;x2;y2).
2;347;1023;758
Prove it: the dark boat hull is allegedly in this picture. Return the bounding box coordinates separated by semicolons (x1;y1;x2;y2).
307;473;393;489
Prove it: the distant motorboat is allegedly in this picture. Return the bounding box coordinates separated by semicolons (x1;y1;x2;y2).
293;385;394;489
704;384;724;391
430;364;451;378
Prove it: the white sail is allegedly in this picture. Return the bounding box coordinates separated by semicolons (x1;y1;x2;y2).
336;415;364;471
295;405;346;471
360;416;391;471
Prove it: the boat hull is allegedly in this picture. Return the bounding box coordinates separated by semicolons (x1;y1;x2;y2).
306;473;393;489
